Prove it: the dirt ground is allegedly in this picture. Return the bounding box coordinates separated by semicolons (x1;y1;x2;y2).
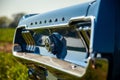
0;42;13;53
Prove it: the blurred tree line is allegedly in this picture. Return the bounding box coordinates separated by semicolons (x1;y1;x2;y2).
0;13;25;28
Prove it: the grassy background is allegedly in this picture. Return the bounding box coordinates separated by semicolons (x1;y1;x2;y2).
0;28;15;42
0;52;28;80
0;28;30;80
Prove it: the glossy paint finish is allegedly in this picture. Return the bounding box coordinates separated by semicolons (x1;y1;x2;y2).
13;0;120;79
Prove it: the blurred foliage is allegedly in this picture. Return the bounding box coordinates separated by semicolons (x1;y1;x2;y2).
0;12;25;28
0;28;30;80
10;13;25;28
0;16;12;28
0;52;29;80
0;28;15;42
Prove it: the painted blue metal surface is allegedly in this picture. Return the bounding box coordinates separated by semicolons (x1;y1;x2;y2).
90;0;115;53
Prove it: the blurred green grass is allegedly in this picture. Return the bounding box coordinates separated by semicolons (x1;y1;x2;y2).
0;52;29;80
0;28;30;80
0;28;15;42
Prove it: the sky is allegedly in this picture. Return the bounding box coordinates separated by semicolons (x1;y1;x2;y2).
0;0;91;18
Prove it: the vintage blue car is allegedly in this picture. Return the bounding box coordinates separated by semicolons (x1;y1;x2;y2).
13;0;119;80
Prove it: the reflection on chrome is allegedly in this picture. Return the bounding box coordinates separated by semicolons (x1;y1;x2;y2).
13;16;95;77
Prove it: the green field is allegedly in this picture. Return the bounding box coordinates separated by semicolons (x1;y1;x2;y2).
0;52;29;80
0;28;15;42
0;28;30;80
